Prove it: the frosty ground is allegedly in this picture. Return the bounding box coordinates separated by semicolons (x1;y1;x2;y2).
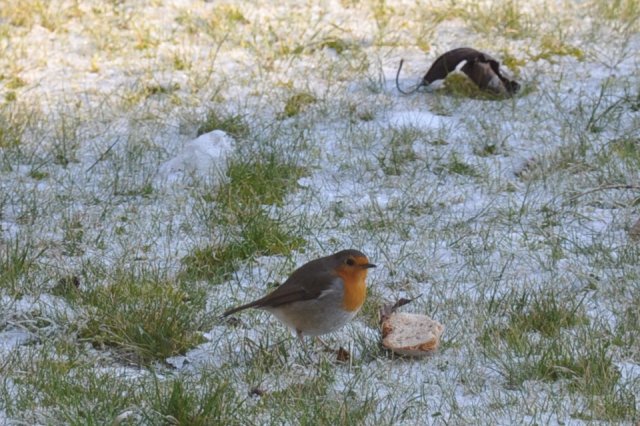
0;0;639;424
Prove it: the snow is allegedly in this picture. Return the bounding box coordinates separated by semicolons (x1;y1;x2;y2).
384;110;449;130
0;329;32;355
155;130;235;188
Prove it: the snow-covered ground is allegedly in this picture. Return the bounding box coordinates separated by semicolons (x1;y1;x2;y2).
1;0;639;424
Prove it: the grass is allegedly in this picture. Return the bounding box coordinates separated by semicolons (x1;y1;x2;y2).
78;271;207;364
438;152;479;177
0;0;72;30
533;34;585;62
480;289;636;420
441;72;521;101
316;36;358;55
609;136;640;167
61;214;85;257
196;110;251;139
182;153;308;282
5;349;245;425
7;351;139;423
0;237;44;297
516;141;593;183
593;0;640;26
465;0;535;39
145;373;244;426
486;290;589;342
281;92;317;118
181;211;306;283
612;289;640;362
49;110;82;167
0;103;30;149
257;371;377;424
219;154;308;208
376;126;420;176
480;289;588;358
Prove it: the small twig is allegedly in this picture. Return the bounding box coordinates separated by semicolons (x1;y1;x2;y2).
380;294;423;325
568;184;640;202
86;137;120;173
391;294;422;311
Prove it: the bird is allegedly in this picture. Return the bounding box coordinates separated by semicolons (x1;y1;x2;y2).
223;249;376;343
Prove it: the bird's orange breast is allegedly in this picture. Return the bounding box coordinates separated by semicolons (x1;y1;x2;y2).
337;268;368;312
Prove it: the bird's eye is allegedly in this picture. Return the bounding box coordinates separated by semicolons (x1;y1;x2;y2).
345;258;355;266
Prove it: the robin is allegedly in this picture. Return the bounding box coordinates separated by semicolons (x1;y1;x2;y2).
223;249;376;343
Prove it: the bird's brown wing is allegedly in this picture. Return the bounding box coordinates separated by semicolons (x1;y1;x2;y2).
222;262;338;317
255;269;337;308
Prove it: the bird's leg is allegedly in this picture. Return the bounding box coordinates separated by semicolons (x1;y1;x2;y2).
315;337;350;361
296;329;307;349
315;336;333;351
297;330;315;362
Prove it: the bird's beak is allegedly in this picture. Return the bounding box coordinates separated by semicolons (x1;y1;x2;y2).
363;263;377;269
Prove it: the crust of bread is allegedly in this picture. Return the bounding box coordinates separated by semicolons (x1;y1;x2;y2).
381;312;444;356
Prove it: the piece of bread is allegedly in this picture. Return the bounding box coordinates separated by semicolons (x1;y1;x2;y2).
381;312;444;356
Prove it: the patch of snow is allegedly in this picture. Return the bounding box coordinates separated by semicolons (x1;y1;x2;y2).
617;361;640;383
384;110;449;130
155;130;235;188
2;294;75;323
0;329;33;355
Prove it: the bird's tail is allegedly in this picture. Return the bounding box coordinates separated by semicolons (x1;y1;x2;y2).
222;300;262;317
